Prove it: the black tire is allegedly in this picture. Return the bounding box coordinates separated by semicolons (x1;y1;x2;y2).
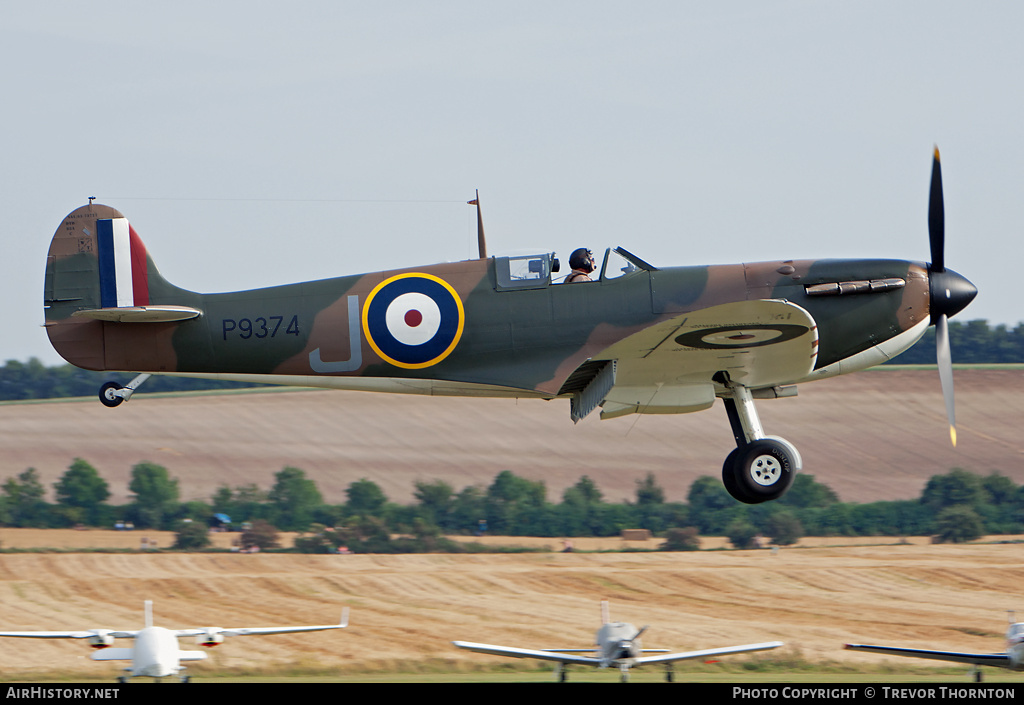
722;448;756;503
732;439;795;502
99;381;124;408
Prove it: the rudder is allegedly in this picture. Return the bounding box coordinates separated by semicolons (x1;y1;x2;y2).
43;203;199;371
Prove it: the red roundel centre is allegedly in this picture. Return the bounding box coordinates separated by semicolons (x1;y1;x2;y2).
404;309;423;328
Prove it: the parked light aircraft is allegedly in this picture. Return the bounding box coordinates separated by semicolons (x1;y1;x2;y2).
0;601;348;682
452;601;782;682
846;613;1024;682
42;151;975;504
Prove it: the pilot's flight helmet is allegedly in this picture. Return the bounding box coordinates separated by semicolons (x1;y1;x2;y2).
569;248;595;273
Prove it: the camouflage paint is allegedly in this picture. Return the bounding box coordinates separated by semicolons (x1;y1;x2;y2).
43;203;946;399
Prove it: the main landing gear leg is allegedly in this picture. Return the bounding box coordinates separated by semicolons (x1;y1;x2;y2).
99;373;152;408
721;384;798;504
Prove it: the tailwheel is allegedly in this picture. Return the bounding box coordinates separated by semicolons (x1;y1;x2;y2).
97;373;151;407
99;381;125;408
731;439;795;503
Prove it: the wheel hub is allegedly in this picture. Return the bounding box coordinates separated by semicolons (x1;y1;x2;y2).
749;455;782;486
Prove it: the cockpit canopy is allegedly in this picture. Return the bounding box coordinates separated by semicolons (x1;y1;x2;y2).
494;253;558;290
493;247;656;291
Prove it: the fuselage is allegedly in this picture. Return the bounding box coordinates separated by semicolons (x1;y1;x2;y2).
44;206;942;398
131;627;181;678
596;622;642;666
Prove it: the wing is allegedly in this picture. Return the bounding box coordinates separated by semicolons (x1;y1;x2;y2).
0;630;105;639
452;641;600;666
633;641;784;665
175;607;349;638
590;300;817;419
845;644;1012;668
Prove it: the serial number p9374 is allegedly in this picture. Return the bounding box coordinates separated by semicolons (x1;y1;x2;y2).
222;315;300;340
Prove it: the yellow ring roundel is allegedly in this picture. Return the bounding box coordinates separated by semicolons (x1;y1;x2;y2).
361;273;465;369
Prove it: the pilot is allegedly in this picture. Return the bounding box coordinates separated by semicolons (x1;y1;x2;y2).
565;248;596;283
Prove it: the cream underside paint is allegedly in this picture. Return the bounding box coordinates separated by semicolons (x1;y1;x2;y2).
158;308;928;409
795;317;930;384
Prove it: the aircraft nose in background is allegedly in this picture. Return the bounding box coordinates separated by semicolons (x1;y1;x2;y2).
929;268;977;322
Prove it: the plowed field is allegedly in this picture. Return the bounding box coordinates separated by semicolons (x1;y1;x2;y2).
0;368;1022;505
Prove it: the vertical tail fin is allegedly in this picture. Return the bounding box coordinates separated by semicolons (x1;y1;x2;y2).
144;600;153;628
44;203;200;371
601;600;610;625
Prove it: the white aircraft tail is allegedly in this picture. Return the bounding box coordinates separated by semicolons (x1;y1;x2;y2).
601;600;610;625
144;600;153;628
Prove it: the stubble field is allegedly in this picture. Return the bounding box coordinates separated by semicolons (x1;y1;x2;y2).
0;534;1021;682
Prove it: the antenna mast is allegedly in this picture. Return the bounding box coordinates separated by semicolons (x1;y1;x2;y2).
468;190;487;259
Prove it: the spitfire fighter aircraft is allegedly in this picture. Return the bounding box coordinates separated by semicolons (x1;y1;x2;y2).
0;601;349;682
846;613;1024;683
453;601;782;682
42;151;975;504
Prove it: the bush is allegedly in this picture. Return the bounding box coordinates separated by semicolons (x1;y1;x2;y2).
172;520;211;550
766;512;803;546
726;519;759;549
241;519;281;551
932;505;985;544
660;527;701;551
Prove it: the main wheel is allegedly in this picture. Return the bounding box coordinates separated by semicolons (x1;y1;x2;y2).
731;439;795;502
722;448;756;503
99;382;124;408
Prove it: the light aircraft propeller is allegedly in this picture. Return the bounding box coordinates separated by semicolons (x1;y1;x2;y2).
613;624;649;659
926;148;977;446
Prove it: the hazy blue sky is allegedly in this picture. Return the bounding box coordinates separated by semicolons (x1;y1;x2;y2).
5;2;1021;366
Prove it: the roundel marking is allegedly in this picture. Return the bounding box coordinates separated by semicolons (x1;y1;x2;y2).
674;324;809;350
362;273;465;369
386;292;441;346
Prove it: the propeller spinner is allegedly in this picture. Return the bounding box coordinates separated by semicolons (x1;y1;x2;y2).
926;148;977;446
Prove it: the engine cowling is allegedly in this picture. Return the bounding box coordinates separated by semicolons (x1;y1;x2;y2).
88;630;114;649
197;629;225;647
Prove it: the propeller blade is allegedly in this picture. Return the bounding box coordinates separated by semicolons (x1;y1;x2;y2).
935;313;957;446
928;147;945;272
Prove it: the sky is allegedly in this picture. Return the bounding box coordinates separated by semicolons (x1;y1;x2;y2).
4;1;1022;366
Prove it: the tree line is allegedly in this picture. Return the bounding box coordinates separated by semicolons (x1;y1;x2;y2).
2;319;1023;401
885;318;1024;365
2;461;1021;550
